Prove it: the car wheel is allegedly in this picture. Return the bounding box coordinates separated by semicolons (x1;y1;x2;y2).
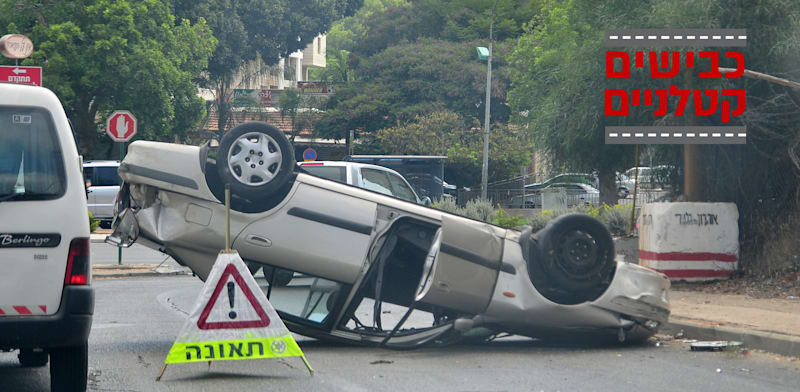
49;343;88;392
18;348;48;367
217;122;295;200
527;214;616;304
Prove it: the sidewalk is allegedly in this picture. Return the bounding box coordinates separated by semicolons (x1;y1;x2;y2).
663;288;800;357
90;230;192;278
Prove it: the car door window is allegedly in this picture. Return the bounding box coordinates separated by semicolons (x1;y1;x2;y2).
261;269;344;326
83;167;94;187
302;165;347;183
94;166;120;186
361;168;393;196
385;172;417;203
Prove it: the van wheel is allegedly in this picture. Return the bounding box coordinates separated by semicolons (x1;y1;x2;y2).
18;349;48;367
217;122;295;200
50;343;88;392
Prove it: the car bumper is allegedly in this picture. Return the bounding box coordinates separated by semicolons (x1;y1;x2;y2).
0;286;94;350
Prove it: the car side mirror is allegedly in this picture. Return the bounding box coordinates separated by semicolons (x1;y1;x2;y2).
421;197;432;206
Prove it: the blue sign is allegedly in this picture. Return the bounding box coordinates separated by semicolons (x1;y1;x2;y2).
302;148;317;161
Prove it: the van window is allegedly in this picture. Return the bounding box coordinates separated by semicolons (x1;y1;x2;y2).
0;107;65;200
94;166;120;186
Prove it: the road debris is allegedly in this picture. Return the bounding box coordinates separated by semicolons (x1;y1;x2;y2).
690;341;744;352
370;360;394;365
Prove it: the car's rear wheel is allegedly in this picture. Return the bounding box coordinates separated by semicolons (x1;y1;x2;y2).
18;348;48;367
527;214;616;305
49;343;88;392
217;122;295;200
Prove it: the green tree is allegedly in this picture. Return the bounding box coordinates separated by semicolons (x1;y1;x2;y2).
0;0;217;157
172;0;362;135
375;111;531;187
315;38;511;141
277;88;321;143
508;0;800;207
352;0;540;56
508;0;650;205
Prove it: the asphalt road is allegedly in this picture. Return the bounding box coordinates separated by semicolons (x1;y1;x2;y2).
1;276;798;391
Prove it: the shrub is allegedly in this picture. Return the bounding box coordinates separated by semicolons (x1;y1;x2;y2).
463;199;496;222
492;205;529;229
88;211;99;233
599;203;632;236
431;197;460;215
529;213;553;232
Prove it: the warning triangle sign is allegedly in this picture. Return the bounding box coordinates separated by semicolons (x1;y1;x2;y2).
197;263;270;330
161;251;312;374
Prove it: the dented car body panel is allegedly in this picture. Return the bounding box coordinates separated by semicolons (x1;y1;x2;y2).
110;136;670;347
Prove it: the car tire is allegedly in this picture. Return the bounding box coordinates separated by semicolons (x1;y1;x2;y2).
49;343;88;392
527;214;616;304
217;122;295;200
18;349;48;367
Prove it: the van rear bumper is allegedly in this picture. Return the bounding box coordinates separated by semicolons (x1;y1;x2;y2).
0;286;94;350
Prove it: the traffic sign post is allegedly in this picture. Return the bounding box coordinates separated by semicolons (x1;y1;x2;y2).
107;110;137;265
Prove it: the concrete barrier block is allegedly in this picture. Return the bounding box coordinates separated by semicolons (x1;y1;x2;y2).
638;202;739;281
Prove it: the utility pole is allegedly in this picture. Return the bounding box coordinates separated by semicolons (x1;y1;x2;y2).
481;0;499;201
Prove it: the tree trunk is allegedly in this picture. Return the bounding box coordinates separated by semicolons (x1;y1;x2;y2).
217;78;229;138
598;167;617;206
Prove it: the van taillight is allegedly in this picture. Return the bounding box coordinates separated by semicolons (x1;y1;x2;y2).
65;238;90;286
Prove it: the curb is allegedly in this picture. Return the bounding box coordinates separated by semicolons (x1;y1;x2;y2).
662;318;800;357
90;235;107;243
93;270;191;279
92;264;192;279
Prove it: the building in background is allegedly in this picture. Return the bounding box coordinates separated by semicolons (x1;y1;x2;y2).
195;35;345;160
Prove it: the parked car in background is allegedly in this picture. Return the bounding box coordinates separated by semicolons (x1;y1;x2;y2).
511;182;600;208
107;121;670;348
298;161;428;205
525;173;596;192
83;160;121;227
0;83;94;391
620;166;672;191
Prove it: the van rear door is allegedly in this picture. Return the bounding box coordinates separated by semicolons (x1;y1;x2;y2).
0;105;73;316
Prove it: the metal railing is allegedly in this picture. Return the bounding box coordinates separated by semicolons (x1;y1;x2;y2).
457;188;672;209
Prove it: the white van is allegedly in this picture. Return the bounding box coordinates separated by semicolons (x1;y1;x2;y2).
0;83;93;391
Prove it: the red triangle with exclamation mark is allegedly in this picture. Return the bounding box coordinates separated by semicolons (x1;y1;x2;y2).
196;264;270;330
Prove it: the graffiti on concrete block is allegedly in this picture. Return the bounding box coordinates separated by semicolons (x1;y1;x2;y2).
674;212;719;226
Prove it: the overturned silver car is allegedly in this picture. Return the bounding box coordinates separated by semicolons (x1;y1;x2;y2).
108;122;670;348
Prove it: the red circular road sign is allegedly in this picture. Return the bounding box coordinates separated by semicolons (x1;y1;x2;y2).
106;110;137;142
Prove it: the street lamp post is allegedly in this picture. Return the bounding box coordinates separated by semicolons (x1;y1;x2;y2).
478;0;499;201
